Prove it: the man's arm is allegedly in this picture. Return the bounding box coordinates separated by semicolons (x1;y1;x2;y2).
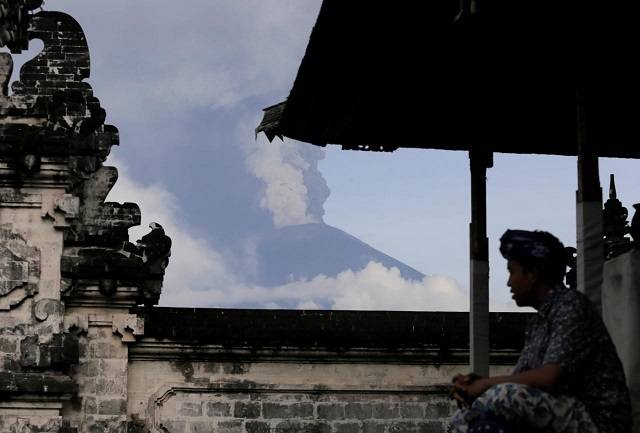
451;364;566;408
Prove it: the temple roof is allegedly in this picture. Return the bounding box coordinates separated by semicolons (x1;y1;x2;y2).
257;0;640;158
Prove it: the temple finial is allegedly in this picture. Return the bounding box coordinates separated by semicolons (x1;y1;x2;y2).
609;174;617;200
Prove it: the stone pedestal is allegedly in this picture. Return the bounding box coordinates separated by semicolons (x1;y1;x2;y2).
602;248;640;433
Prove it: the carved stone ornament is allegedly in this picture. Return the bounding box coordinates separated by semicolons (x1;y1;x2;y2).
630;203;640;243
0;224;40;309
1;11;171;307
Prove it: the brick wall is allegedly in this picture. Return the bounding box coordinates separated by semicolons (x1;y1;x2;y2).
151;384;455;433
121;308;527;433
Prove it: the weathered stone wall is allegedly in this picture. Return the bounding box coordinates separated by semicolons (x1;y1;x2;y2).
603;249;640;433
131;377;454;433
119;309;526;433
8;305;530;433
61;312;138;432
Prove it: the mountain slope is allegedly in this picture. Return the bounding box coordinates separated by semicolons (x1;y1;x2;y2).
256;222;425;286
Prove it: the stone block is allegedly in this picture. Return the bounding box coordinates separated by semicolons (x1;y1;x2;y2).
223;362;249;375
87;342;118;358
189;420;217;433
334;422;361;433
179;401;202;417
389;421;419;433
262;402;287;419
424;402;453;420
206;401;231;417
0;337;17;353
84;396;97;414
19;335;42;367
51;332;80;365
95;378;126;396
302;423;331;433
74;359;100;377
362;421;385;433
400;404;424;419
372;402;398;419
274;421;306;433
263;402;313;419
126;421;146;433
218;420;244;433
224;392;251;401
345;402;373;420
234;401;261;419
246;421;273;433
0;372;78;395
417;421;446;433
160;420;186;433
316;404;344;420
97;398;126;415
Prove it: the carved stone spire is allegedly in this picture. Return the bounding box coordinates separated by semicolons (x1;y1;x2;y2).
1;9;170;431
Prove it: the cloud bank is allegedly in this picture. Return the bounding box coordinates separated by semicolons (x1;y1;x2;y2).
35;0;533;312
106;156;519;312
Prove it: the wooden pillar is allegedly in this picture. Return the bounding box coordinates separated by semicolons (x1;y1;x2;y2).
576;82;603;313
469;149;492;376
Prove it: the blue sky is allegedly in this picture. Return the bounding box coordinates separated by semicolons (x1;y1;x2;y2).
7;0;639;311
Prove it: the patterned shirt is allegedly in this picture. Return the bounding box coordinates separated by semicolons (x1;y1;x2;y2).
513;284;632;433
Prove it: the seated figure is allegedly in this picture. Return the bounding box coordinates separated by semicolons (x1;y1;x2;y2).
449;229;632;433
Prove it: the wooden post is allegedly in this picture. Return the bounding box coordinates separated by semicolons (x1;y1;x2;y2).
576;82;603;313
469;148;492;376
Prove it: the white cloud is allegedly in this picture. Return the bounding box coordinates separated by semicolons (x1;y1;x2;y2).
105;156;518;312
105;155;240;305
54;0;322;123
72;0;524;313
281;263;519;312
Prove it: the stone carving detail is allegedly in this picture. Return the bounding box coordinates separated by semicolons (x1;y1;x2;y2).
0;7;169;432
34;298;65;321
121;222;173;276
63;312;143;343
0;0;42;52
63;312;89;334
1;11;170;307
41;194;80;228
630;203;640;243
0;224;39;309
113;314;145;342
603;174;639;258
20;332;79;367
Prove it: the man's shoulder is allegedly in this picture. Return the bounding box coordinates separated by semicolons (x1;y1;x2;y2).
548;285;599;320
552;284;592;307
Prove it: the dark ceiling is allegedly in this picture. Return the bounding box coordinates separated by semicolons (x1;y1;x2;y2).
257;0;640;159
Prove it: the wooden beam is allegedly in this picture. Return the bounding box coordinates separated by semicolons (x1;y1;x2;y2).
469;149;492;376
576;82;604;313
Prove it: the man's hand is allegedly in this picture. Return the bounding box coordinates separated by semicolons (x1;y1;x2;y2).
449;364;567;410
449;373;482;409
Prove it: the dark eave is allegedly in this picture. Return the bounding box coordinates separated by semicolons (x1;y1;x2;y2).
133;307;532;352
257;0;640;158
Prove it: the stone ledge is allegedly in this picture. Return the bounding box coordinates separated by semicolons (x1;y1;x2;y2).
0;372;78;397
131;308;531;362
